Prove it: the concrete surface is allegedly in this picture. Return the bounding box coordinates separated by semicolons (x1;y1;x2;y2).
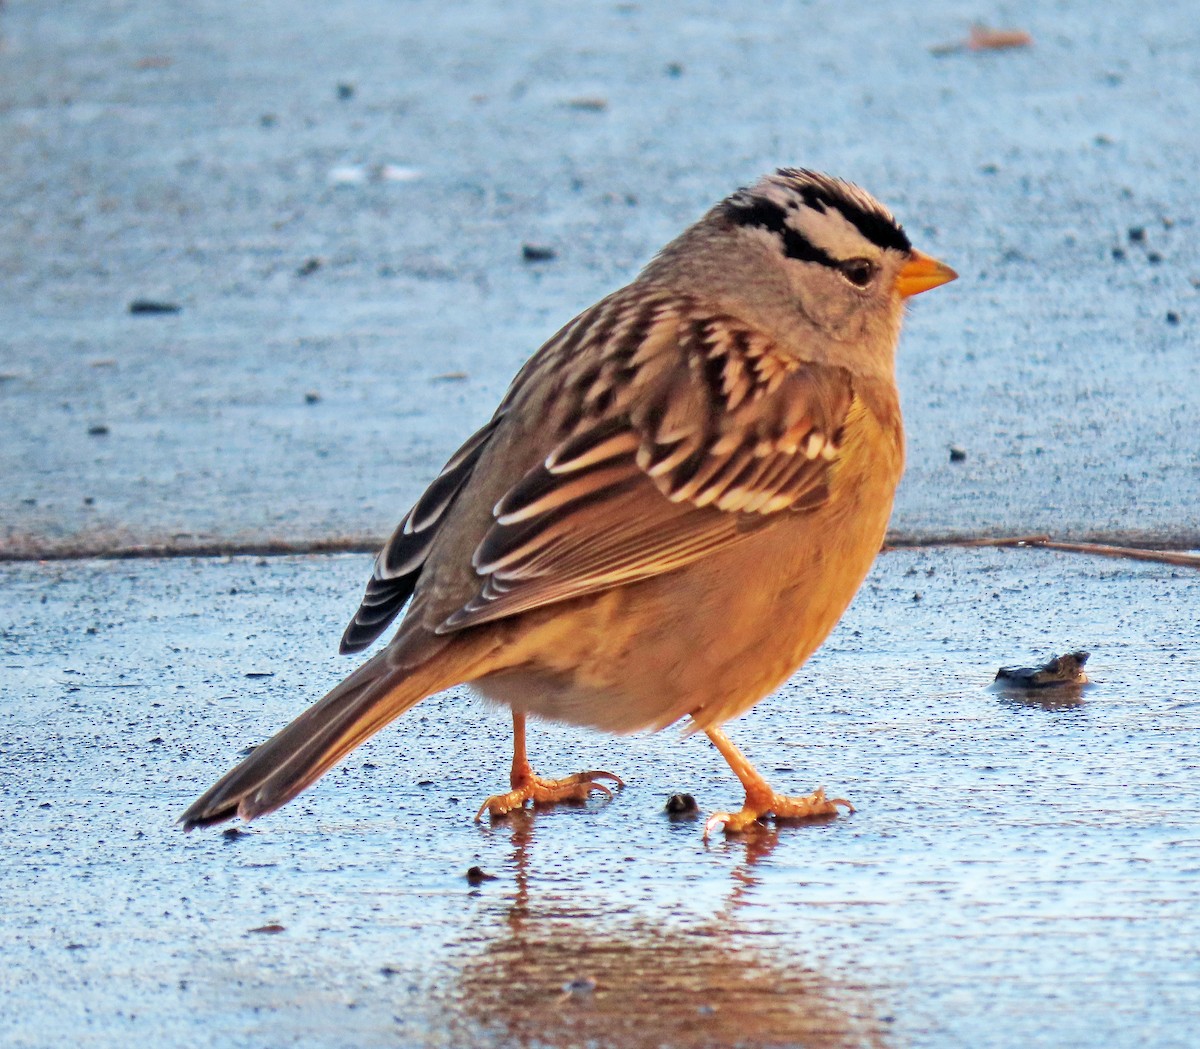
2;1;1200;559
5;3;1200;1049
3;547;1199;1048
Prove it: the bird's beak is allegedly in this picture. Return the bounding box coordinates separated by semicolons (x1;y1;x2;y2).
895;249;958;299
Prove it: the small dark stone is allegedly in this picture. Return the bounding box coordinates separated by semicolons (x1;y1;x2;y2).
466;865;497;884
522;243;557;262
336;82;355;101
304;391;321;404
417;779;434;787
1147;251;1163;264
82;496;95;505
949;446;967;462
561;977;597;997
296;256;322;277
87;424;109;436
39;802;51;809
995;650;1090;690
148;736;164;745
1128;226;1146;243
665;793;699;816
1167;311;1180;325
128;299;181;314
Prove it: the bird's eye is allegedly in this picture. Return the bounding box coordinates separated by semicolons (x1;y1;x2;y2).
839;258;876;287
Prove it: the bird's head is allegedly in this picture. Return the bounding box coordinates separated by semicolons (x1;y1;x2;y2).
724;167;956;336
646;168;956;372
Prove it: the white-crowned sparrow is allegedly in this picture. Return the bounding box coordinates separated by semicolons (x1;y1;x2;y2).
181;168;956;837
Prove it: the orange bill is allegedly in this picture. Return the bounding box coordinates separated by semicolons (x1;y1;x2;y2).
895;249;958;298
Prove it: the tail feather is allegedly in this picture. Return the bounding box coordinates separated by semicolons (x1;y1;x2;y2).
179;641;486;830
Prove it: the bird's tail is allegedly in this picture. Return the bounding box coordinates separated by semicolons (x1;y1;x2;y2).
179;638;493;829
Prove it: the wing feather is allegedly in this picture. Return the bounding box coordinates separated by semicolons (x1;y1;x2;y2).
339;416;503;654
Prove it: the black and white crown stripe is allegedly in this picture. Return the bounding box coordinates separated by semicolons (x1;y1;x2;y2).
723;168;911;266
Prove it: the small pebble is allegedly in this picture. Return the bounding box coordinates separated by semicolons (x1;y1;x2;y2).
328;165;367;186
522;243;557;262
994;650;1089;690
665;793;699;816
1147;251;1162;264
949;446;967;462
378;164;422;182
87;424;109;436
1166;311;1180;325
128;299;181;314
1128;226;1146;243
304;391;321;404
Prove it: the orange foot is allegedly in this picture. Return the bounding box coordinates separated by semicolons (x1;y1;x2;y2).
703;786;853;838
475;769;624;821
701;726;853;839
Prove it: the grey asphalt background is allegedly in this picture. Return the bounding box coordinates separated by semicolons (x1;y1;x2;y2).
2;0;1198;558
3;2;1200;1048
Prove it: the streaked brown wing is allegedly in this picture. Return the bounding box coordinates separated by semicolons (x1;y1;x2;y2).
340;416;503;653
437;299;854;633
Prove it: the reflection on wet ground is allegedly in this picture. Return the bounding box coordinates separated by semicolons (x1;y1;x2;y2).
439;819;886;1049
4;548;1200;1047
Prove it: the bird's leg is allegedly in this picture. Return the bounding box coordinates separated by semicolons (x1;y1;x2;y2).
702;726;853;838
474;711;623;821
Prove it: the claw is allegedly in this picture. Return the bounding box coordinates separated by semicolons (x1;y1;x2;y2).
702;787;853;839
474;770;623;822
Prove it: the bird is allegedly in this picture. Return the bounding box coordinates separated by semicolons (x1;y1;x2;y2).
180;167;956;838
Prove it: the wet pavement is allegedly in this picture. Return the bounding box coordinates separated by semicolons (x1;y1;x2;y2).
3;1;1200;1047
3;548;1200;1048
